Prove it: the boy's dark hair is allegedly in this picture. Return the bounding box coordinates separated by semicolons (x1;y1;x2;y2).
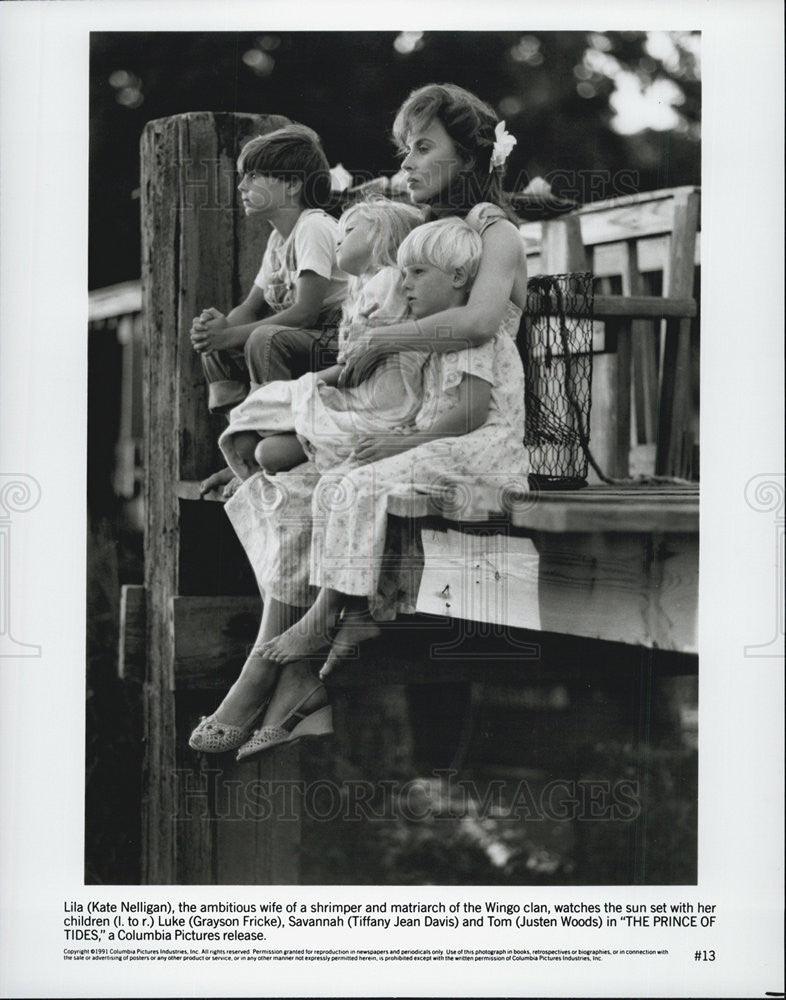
238;123;332;209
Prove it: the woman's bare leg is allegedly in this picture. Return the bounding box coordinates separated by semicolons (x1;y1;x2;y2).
319;597;381;680
260;660;328;728
210;596;308;724
259;586;345;663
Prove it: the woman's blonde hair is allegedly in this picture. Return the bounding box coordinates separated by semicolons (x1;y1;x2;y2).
339;196;424;269
397;217;483;280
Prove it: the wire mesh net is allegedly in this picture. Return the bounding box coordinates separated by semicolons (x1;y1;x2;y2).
520;272;594;489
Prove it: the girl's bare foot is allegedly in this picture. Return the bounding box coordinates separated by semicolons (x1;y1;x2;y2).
199;466;234;496
319;608;381;680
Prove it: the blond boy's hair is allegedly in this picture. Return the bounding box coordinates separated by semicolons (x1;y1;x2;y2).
397;217;483;279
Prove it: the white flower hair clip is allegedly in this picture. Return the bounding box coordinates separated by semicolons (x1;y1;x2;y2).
489;121;517;173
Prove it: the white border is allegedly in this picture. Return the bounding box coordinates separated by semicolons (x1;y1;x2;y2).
1;2;783;997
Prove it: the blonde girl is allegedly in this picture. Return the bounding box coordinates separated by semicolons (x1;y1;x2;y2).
216;196;425;481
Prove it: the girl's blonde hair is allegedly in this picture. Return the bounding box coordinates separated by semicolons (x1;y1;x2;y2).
339;196;424;269
392;83;517;221
397;217;483;281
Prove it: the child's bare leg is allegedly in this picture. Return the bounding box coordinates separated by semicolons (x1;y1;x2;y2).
199;432;260;497
255;433;308;474
319;597;381;680
234;431;262;472
260;586;345;663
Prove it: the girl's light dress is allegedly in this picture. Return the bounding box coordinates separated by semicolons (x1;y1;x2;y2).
219;266;424;478
225;203;529;613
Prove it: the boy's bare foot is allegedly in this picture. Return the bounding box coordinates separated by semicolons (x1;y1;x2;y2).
319;609;381;679
199;466;234;496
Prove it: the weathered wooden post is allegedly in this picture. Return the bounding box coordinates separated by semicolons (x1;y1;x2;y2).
139;111;302;883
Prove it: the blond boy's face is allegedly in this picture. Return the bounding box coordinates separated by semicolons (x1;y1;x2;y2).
401;262;463;318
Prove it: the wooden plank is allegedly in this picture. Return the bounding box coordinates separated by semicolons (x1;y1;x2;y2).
213;748;302;885
170;606;698;693
177;480;227;502
174;703;217;884
539;213;588;273
577;195;676;247
592;295;696;319
88;280;142;321
172;596;262;690
600;317;632;478
591;233;700;279
511;499;698;534
624;243;659;446
118;584;146;683
656;190;700;477
524;291;694;319
141;113;184;883
535;531;698;653
387;486;699;534
520;188;699;254
141;112;281;884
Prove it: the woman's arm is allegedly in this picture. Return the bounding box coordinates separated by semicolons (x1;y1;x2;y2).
341;221;523;386
353;374;491;464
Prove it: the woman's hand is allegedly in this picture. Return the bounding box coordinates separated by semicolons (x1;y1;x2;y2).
353;432;417;464
190;308;229;353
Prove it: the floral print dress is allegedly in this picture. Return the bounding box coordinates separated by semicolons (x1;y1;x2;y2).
225;203;529;612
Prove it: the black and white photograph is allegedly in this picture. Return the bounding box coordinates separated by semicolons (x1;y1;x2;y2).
1;2;783;997
87;27;705;889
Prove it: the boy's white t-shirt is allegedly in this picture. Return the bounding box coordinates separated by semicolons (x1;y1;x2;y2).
254;208;348;316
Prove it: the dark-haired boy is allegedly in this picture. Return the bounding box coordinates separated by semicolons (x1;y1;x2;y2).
191;124;348;493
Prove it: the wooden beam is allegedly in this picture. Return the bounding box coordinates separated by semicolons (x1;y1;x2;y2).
592;295;696;319
141;111;284;884
171;604;696;692
656;190;700;477
172;596;262;690
118;584;146;683
535;530;698;653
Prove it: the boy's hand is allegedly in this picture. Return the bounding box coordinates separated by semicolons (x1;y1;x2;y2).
353;433;416;464
190;308;229;353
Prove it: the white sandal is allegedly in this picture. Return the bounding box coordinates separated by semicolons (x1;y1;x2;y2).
236;685;332;761
188;701;268;754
